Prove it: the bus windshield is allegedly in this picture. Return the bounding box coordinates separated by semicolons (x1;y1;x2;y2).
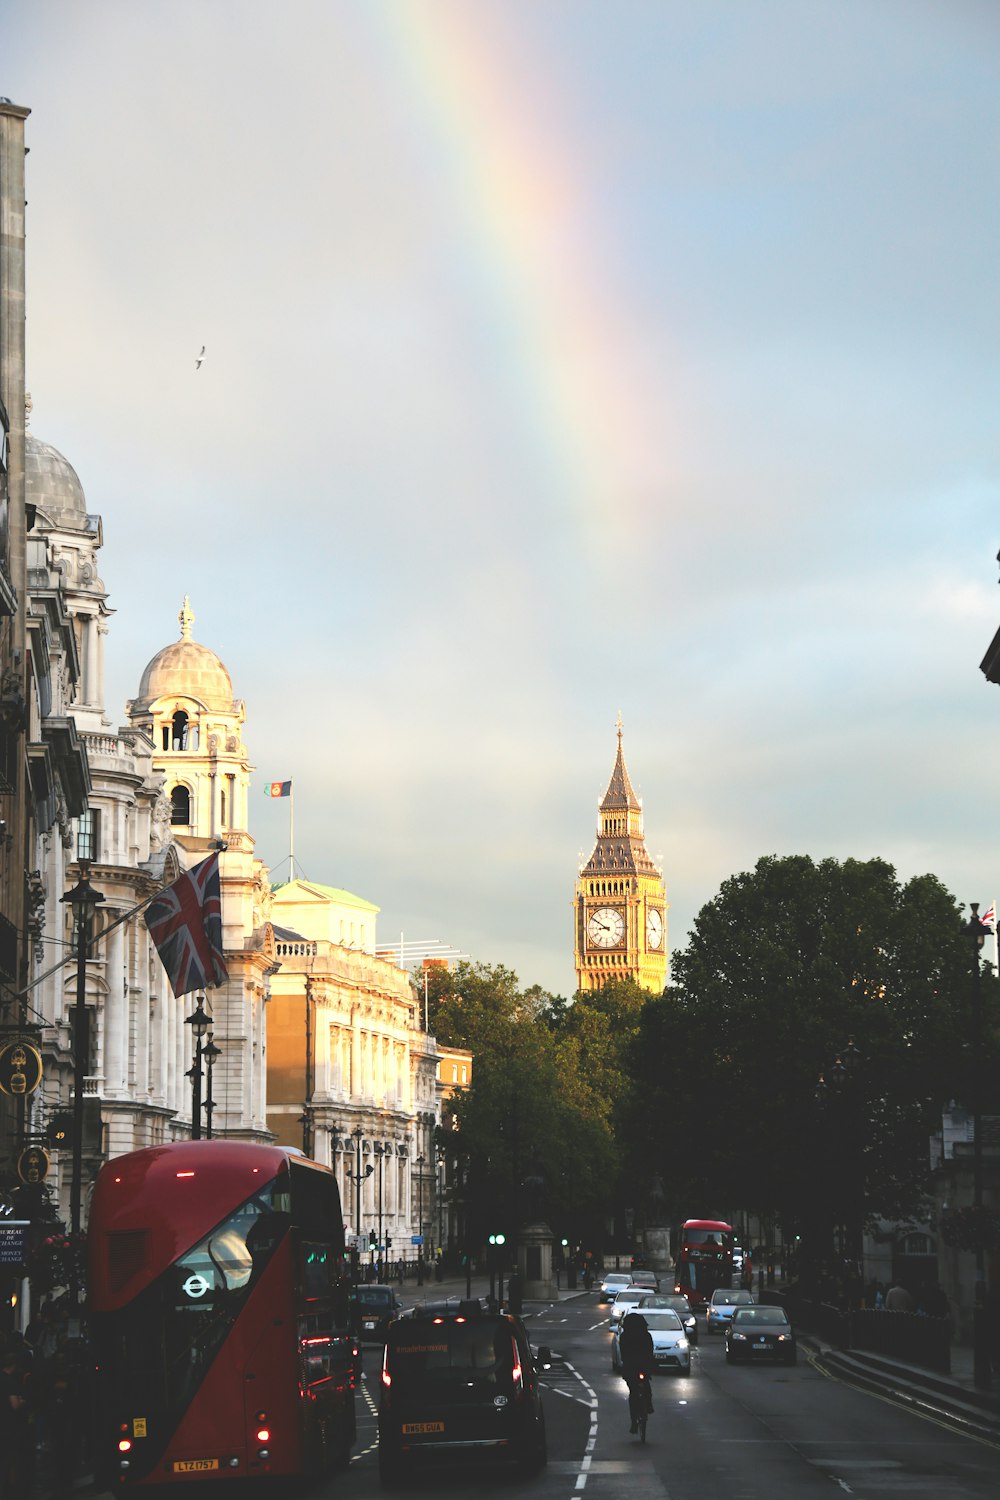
92;1172;290;1443
674;1221;734;1305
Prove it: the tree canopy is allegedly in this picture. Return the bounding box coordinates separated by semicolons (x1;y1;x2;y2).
620;855;998;1253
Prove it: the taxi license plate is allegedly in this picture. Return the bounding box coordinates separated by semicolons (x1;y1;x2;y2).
364;1320;376;1329
402;1421;445;1434
173;1459;220;1472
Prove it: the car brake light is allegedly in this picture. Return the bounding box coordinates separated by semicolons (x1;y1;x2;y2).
256;1428;270;1443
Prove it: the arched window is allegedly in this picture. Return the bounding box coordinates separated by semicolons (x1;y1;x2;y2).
170;785;191;825
171;710;189;750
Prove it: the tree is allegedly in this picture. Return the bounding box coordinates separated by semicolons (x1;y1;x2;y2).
429;963;623;1249
621;856;997;1265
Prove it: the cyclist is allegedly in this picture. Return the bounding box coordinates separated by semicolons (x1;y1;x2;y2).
618;1311;655;1433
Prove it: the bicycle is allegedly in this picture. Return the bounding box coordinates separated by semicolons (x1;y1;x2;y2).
626;1370;652;1443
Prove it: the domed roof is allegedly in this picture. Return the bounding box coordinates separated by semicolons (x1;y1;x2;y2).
134;598;234;713
25;434;87;520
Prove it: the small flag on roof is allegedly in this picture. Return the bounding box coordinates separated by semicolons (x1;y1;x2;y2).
265;781;292;798
982;902;996;929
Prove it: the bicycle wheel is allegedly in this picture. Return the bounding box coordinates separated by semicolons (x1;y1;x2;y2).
638;1408;647;1443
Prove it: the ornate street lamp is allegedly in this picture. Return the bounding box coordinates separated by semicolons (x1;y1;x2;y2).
373;1143;386;1278
184;997;211;1141
203;1033;221;1140
61;863;106;1282
962;901;992;1389
415;1154;426;1284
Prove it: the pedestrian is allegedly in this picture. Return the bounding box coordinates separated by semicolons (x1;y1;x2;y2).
0;1340;32;1497
885;1282;913;1312
38;1342;81;1497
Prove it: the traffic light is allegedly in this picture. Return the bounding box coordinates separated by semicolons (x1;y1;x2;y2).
385;1235;392;1250
47;1112;73;1149
369;1229;377;1249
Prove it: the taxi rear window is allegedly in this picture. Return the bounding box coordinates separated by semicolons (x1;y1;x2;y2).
387;1322;514;1384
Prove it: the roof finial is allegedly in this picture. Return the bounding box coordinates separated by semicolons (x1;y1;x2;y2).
179;596;194;640
616;709;624;746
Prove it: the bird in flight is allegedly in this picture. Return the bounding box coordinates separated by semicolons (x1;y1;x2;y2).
195;345;206;370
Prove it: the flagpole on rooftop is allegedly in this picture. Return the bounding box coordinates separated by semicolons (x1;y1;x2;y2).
290;782;295;879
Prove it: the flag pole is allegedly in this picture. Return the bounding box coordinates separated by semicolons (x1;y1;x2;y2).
290;782;295;879
994;897;998;975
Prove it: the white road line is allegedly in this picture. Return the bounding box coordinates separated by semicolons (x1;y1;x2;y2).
563;1359;599;1499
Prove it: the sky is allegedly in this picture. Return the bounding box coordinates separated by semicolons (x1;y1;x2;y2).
5;0;1000;998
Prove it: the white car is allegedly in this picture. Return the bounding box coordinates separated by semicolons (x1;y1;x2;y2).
612;1310;691;1376
599;1271;633;1303
609;1287;648;1325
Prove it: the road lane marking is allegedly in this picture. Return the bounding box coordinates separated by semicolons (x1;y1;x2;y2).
563;1358;599;1498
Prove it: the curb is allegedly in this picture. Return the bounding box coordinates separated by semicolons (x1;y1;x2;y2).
809;1343;1000;1445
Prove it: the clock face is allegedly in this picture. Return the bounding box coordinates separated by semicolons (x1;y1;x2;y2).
646;909;663;950
587;907;625;949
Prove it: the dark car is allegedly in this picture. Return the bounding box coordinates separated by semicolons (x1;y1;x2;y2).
350;1283;401;1343
725;1304;797;1365
637;1292;698;1345
378;1301;547;1484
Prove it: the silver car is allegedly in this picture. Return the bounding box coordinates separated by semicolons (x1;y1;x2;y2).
706;1287;754;1333
609;1287;648;1325
599;1271;633;1303
612;1310;691;1376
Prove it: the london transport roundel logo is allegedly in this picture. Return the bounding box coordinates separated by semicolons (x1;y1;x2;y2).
183;1273;211;1299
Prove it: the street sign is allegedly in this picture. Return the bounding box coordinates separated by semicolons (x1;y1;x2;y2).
0;1038;42;1097
0;1220;29;1266
348;1233;368;1253
17;1145;49;1184
411;1235;424;1246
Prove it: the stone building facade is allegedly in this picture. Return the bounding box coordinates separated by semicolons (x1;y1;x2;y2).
267;878;442;1249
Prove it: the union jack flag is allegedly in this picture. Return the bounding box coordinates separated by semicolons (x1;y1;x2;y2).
143;853;229;998
982;902;996;930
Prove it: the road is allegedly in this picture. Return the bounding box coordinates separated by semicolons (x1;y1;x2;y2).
332;1293;1000;1500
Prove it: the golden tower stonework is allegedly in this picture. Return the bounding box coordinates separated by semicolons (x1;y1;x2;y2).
574;719;667;994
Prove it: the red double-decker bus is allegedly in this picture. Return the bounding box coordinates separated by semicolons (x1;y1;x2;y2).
88;1140;356;1489
673;1218;734;1308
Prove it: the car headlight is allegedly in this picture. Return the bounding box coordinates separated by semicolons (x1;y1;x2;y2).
677;1338;688;1350
733;1332;748;1341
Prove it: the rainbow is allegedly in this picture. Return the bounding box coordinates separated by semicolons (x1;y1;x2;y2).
356;3;668;559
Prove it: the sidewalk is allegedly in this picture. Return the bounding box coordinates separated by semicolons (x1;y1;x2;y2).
805;1331;1000;1442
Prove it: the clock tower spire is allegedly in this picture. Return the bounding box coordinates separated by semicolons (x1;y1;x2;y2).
574;718;667;994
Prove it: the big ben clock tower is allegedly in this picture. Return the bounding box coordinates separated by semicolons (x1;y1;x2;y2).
574;717;667;994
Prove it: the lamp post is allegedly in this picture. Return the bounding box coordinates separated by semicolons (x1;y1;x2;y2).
184;997;211;1141
374;1143;384;1278
415;1155;425;1284
352;1125;365;1236
437;1146;447;1258
203;1034;221;1140
962;902;992;1389
60;863;106;1297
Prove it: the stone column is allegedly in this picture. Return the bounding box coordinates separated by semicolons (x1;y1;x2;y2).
104;918;127;1096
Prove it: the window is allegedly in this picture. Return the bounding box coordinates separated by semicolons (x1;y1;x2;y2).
76;808;101;862
171;710;189;749
170;786;191;825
